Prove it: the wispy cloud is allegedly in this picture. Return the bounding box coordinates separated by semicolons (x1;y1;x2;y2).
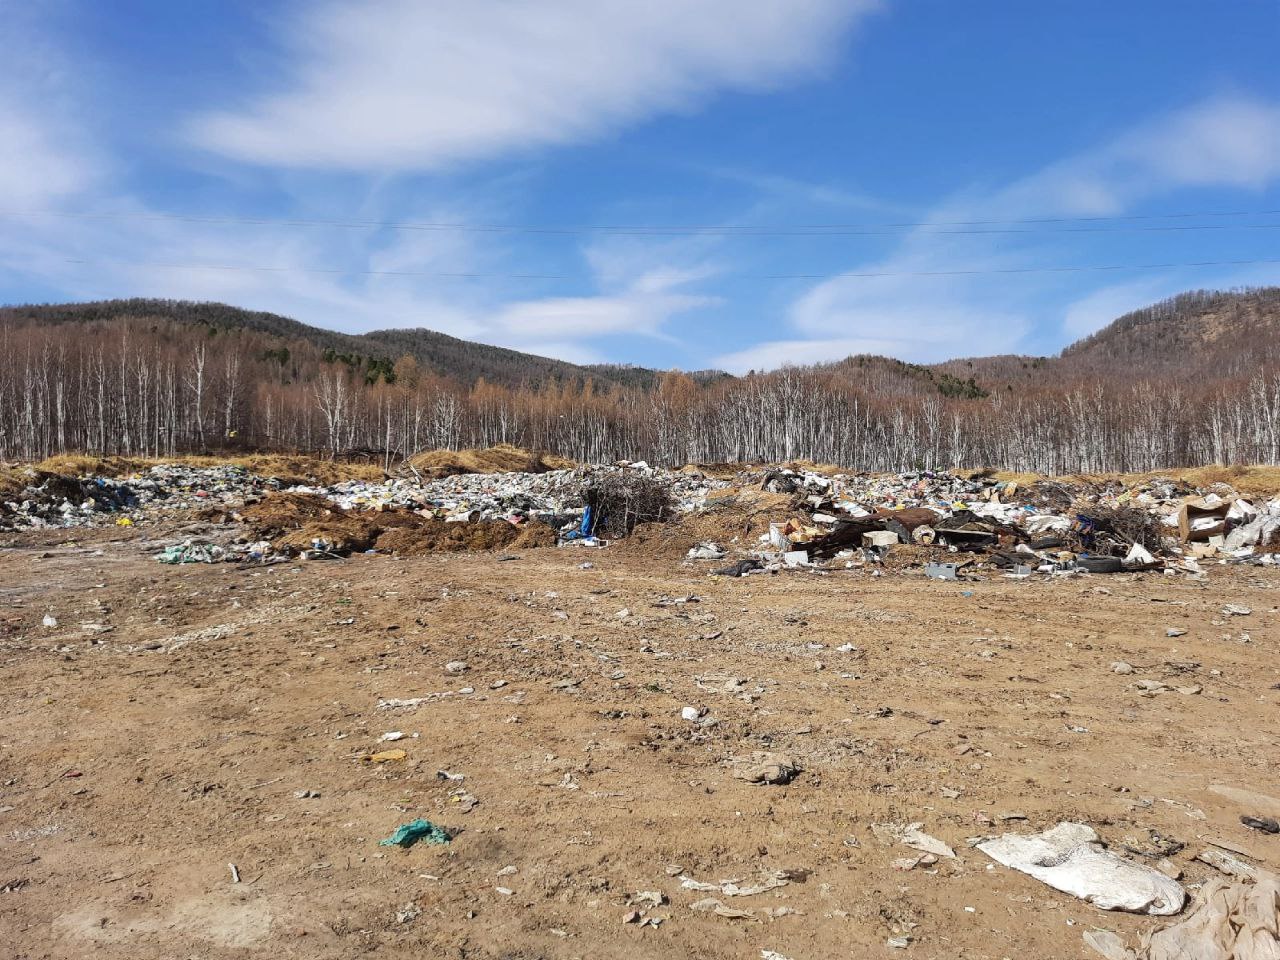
993;95;1280;217
0;6;97;204
719;94;1280;371
188;0;881;171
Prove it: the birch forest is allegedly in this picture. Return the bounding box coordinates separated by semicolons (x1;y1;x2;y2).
1;292;1278;473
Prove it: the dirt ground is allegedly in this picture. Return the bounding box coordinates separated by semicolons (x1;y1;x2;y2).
2;524;1278;959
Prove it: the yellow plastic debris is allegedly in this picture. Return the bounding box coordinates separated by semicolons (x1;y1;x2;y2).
364;749;407;763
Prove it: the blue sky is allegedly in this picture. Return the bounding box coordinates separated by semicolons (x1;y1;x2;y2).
1;0;1278;372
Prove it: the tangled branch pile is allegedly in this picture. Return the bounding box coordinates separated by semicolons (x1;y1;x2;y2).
580;473;675;539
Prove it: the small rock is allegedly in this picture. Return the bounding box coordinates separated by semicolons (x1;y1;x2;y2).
444;661;468;674
733;752;800;785
1111;661;1134;674
1166;627;1188;637
680;706;702;722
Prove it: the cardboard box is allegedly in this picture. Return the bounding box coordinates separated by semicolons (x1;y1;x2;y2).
1177;497;1232;542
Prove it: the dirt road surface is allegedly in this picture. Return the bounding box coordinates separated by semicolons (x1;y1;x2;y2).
2;529;1278;958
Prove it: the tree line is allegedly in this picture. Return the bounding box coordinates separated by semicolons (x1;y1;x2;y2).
0;313;1277;473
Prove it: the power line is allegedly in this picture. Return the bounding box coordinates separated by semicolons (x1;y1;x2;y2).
7;207;1280;237
55;255;1280;281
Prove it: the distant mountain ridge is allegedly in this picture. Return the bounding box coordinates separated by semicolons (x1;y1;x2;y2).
2;286;1278;394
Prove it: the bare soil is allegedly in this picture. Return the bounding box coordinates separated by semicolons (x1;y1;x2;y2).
2;524;1278;959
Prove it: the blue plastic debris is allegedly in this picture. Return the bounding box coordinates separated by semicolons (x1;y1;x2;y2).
378;818;452;848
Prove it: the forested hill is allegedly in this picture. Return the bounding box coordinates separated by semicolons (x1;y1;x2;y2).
0;299;654;391
4;287;1278;395
1059;287;1280;376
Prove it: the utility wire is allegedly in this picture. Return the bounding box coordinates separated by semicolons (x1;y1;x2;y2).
7;207;1280;237
55;255;1280;281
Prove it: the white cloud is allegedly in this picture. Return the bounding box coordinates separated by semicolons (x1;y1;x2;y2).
747;94;1280;372
0;102;91;204
0;194;718;364
189;0;879;171
0;8;96;205
994;95;1280;217
715;293;1030;373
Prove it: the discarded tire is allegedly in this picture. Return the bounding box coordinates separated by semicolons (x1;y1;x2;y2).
1077;555;1124;573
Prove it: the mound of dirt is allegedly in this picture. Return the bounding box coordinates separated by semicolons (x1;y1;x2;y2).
373;518;521;555
408;444;575;479
239;492;342;538
243;491;559;557
511;521;557;549
611;490;788;561
277;517;381;554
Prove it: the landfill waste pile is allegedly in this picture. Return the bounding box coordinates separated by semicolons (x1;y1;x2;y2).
6;458;1280;577
0;464;281;530
2;457;723;562
689;468;1280;578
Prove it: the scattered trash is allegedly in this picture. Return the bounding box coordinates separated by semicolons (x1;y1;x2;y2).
713;558;763;578
378;819;452;847
364;749;407;763
731;752;800;785
396;902;421;924
872;822;957;859
1241;816;1280;835
1083;872;1280;960
629;890;667;907
156;541;225;564
689;898;758;921
680;868;797;897
977;822;1185;915
1194;847;1258;880
688;543;726;560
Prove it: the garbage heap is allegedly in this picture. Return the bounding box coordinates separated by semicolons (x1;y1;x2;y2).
224;462;722;560
0;465;281;530
694;469;1280;577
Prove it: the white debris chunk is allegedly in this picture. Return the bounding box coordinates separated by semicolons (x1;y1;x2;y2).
977;822;1185;915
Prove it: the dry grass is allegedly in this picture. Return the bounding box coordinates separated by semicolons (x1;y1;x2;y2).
408;444;576;478
960;465;1280;498
16;453;388;486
